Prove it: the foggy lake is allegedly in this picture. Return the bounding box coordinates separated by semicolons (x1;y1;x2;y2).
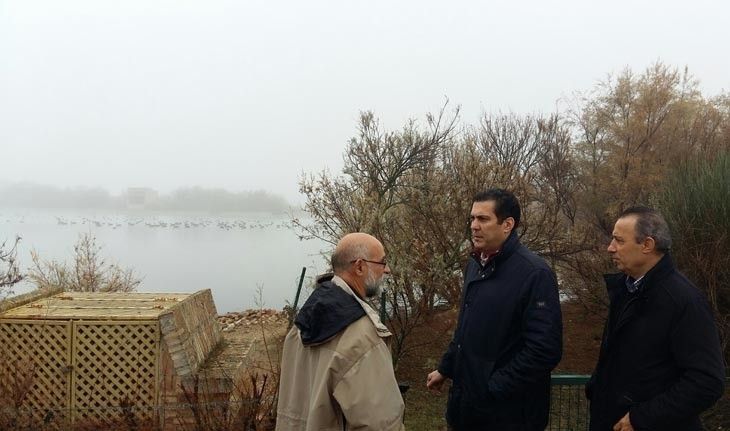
0;209;329;313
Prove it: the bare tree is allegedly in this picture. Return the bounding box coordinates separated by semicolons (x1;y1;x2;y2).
296;63;730;363
28;233;141;293
0;237;23;296
565;62;730;311
297;106;588;364
297;103;462;364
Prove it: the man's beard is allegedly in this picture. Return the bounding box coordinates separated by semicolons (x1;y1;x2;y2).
364;272;384;298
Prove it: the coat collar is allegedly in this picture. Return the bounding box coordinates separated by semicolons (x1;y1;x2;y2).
603;253;676;298
331;275;392;339
495;230;520;262
469;230;520;265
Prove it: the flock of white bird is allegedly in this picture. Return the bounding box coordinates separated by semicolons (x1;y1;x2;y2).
2;215;293;231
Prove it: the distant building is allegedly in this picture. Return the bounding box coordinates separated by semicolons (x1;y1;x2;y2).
126;187;158;209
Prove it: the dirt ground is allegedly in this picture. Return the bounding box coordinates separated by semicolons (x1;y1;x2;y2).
394;301;603;375
213;309;288;374
555;301;603;373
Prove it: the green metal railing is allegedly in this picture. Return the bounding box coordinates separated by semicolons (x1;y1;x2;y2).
548;375;590;430
548;375;730;430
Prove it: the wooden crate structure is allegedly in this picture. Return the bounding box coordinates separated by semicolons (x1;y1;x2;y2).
0;289;221;429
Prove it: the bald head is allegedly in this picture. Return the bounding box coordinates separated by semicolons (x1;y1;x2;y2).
331;232;381;272
330;232;390;299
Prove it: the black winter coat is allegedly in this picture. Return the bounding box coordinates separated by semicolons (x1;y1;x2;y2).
438;232;563;430
587;254;725;431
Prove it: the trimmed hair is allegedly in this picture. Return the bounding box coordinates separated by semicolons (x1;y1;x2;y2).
331;243;369;272
619;206;672;253
473;188;521;229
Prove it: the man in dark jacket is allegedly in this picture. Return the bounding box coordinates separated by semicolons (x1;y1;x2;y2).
587;206;725;431
427;188;563;430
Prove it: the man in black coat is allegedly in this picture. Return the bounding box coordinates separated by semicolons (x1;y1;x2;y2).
587;206;725;431
426;188;563;430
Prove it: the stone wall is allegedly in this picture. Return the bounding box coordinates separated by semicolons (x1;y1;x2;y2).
159;289;221;377
157;289;224;429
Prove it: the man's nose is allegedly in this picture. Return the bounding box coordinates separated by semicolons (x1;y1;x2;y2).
384;264;391;274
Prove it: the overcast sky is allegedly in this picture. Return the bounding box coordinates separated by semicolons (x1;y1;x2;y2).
1;0;728;203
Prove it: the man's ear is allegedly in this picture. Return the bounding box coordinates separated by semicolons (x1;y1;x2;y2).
642;236;656;254
352;259;365;275
502;217;515;233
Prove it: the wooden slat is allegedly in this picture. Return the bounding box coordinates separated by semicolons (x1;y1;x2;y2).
0;292;194;320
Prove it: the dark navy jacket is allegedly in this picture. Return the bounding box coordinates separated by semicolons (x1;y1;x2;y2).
438;232;563;430
587;254;725;431
294;274;366;346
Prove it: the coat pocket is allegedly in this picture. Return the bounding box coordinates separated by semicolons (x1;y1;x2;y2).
471;361;496;412
459;356;496;401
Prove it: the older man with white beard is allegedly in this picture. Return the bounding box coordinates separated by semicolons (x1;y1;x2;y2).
276;232;405;431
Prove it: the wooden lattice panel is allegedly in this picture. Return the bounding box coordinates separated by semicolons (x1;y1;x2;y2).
72;321;159;425
0;320;72;428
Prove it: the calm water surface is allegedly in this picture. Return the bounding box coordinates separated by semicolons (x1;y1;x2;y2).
0;209;329;313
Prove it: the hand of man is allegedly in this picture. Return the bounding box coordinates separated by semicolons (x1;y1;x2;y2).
613;412;634;431
426;370;446;393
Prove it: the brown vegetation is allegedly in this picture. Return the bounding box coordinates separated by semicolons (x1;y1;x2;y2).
0;236;23;295
28;233;141;293
297;62;730;368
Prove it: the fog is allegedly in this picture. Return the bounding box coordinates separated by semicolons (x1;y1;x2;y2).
1;0;728;203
